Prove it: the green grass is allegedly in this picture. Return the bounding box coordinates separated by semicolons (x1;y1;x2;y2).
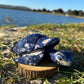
0;23;84;83
0;24;17;29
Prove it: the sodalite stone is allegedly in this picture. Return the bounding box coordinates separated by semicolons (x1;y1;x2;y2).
49;51;73;66
13;34;44;54
13;34;73;66
13;34;60;55
34;37;60;50
14;49;44;65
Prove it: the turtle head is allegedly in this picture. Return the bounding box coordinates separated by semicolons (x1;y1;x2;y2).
50;51;73;66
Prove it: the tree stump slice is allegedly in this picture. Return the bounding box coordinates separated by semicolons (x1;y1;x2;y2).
18;63;59;79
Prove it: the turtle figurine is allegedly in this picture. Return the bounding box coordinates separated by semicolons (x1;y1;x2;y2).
12;34;73;66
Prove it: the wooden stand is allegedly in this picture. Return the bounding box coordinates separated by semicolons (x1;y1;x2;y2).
18;63;59;79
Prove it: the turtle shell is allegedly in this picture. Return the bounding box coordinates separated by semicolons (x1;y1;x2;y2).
34;36;60;50
13;34;44;54
14;49;44;65
13;34;60;55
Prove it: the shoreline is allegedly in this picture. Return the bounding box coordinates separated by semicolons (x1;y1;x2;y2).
36;11;84;19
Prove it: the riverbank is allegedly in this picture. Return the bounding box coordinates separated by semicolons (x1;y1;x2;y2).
0;23;84;83
37;11;84;19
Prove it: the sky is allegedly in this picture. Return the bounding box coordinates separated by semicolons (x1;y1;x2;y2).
0;0;84;12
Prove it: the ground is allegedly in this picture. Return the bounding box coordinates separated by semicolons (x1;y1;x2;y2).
0;23;84;84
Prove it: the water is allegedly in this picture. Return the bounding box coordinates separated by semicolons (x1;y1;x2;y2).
0;8;84;26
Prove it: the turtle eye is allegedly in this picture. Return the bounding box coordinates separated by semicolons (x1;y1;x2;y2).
59;57;62;60
57;56;63;61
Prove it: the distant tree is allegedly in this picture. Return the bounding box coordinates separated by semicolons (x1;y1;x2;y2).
67;9;84;16
72;10;79;15
57;8;64;13
37;9;41;12
67;9;72;15
78;10;84;16
42;8;46;12
46;10;51;12
33;9;36;12
52;9;64;13
53;9;58;13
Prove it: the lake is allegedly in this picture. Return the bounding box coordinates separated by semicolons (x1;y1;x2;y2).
0;8;84;26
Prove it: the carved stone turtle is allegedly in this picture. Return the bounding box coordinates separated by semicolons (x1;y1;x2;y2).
12;34;73;66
